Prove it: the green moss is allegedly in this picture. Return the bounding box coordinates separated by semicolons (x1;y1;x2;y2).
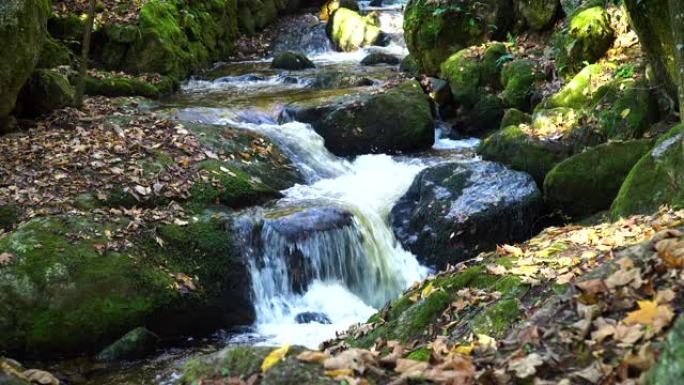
439;47;481;108
544;63;614;109
181;346;271;383
554;6;614;74
271;51;315;70
480;43;509;89
517;0;560;30
37;37;72;69
478;125;572;186
82;74;174;98
0;204;21;231
395;291;452;341
500;108;532;129
15;69;75;117
326;8;385;52
190;160;281;208
643;316;684;385
500;59;543;110
403;0;512;75
470;298;519;337
611;125;684;217
544;139;654;218
589;78;658;140
406;347;431;362
47;13;87;41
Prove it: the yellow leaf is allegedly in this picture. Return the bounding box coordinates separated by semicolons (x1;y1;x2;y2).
624;300;674;332
452;343;474;355
620;108;631;119
297;351;330;363
325;368;353;378
421;282;435;299
261;344;290;373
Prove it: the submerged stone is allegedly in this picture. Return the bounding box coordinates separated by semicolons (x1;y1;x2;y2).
390;161;542;269
295;312;332;324
271;51;316;70
360;52;401;66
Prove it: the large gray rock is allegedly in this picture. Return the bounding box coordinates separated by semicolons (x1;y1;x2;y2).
285;80;434;156
391;161;543;269
0;0;50;130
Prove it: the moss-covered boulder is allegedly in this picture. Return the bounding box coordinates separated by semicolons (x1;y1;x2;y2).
0;0;50;129
404;0;512;75
544;139;653;218
554;6;614;74
0;214;254;356
611;125;684;217
360;52;401;66
440;47;482;108
82;74;176;99
95;327;160;362
391;161;542;269
37;37;72;69
47;13;86;42
516;0;561;30
478;124;574;186
644;316;684;385
589;78;658;140
320;0;359;21
117;0;239;79
623;0;677;98
500;58;544;110
326;8;388;52
457;94;506;134
399;54;419;74
181;345;338;385
292;80;434;156
543;62;613;109
271;51;315;70
190;160;283;208
500;108;532;129
15;69;75;117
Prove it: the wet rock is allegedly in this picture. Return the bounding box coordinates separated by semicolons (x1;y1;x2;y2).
320;0;360;21
96;327;160;362
271;51;316;70
309;71;374;89
15;69;75;117
287;80;434;156
295;312;332;324
360;52;401;66
326;8;389;52
0;0;50;130
271;15;330;55
399;55;419;75
611;125;684;217
391;161;542;269
265;207;354;243
544;139;653;218
404;0;513;75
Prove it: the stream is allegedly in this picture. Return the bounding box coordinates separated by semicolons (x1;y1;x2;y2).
44;1;482;383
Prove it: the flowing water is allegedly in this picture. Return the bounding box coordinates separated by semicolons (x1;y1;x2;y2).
44;2;481;383
163;0;482;350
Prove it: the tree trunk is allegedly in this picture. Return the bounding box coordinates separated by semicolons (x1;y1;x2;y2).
74;0;97;108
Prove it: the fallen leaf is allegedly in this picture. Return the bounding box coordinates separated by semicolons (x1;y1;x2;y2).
297;351;330;363
261;344;290;373
508;353;544;378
